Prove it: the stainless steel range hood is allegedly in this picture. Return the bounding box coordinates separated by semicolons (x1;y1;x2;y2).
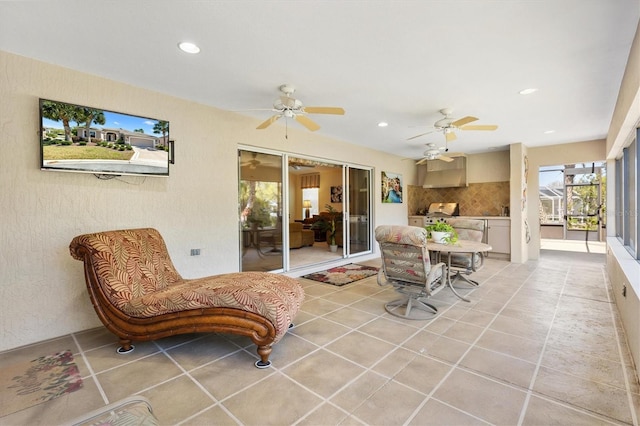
421;156;467;188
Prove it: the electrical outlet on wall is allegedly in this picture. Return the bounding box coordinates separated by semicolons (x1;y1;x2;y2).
190;249;201;256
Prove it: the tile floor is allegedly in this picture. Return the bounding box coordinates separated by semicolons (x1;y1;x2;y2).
1;249;639;425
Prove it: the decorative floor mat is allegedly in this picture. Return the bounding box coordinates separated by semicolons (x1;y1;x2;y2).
302;263;379;286
0;350;83;417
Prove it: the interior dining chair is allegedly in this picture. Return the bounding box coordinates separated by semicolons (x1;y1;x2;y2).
445;218;486;286
375;225;447;319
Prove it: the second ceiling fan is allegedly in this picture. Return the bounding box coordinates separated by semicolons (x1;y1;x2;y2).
408;108;498;142
256;84;345;132
415;143;463;164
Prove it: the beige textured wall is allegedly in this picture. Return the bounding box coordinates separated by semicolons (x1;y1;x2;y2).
607;249;640;368
467;150;510;183
509;143;527;263
0;50;414;351
607;19;640;157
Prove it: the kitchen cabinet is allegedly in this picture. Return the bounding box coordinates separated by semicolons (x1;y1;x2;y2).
486;218;510;256
408;216;425;227
408;216;510;258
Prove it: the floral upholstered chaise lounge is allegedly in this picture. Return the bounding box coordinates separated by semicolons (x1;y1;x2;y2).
69;228;304;368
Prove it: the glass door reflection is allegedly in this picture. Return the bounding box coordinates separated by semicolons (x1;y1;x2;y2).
348;167;371;255
239;150;283;272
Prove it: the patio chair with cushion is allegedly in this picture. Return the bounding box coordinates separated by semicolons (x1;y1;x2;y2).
375;225;447;319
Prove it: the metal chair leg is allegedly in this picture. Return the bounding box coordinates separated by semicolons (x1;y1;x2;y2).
385;296;438;319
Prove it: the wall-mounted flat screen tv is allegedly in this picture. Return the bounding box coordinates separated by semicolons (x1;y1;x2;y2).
40;99;171;177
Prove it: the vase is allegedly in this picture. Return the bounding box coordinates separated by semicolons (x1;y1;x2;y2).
431;231;450;244
329;244;338;252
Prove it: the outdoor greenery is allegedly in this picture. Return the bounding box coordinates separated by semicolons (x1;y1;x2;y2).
43;145;134;161
540;163;606;230
566;177;605;231
153;120;170;146
239;180;280;229
41;100;106;143
246;202;272;228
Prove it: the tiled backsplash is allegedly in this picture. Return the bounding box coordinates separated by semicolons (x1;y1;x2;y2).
407;181;510;216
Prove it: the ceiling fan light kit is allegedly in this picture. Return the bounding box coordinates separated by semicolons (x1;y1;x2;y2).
407;108;498;164
407;107;498;143
415;143;458;164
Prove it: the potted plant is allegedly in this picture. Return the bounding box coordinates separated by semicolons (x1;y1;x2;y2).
425;222;458;244
312;204;340;252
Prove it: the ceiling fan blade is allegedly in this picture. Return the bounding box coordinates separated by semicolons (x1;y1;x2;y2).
438;155;455;162
303;106;345;115
256;114;282;129
416;158;428;165
234;108;277;112
451;116;478;127
294;114;321;131
445;131;457;142
460;124;498;131
446;152;465;157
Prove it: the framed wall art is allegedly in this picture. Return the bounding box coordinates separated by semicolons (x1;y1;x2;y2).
330;185;343;203
382;171;402;203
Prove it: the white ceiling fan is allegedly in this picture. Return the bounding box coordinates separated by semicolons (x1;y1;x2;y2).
254;84;345;132
415;143;463;165
408;108;498;142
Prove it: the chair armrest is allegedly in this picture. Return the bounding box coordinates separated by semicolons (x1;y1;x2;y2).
424;262;447;296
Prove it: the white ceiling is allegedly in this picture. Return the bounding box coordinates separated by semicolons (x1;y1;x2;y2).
1;1;638;160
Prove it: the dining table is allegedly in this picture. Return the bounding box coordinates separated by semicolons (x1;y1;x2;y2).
426;239;492;302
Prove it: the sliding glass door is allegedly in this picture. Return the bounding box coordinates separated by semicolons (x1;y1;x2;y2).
239;150;284;272
239;147;372;272
347;167;371;255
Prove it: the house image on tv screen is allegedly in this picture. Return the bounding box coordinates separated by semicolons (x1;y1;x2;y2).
76;127;168;149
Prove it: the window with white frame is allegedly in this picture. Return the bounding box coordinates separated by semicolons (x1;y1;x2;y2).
302;188;319;218
615;130;639;260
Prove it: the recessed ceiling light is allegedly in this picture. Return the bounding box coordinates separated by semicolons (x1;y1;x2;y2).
377;122;388;127
544;130;556;134
519;88;538;95
178;42;200;54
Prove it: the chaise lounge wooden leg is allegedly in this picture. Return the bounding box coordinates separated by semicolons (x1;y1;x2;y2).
255;345;272;368
117;339;135;354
